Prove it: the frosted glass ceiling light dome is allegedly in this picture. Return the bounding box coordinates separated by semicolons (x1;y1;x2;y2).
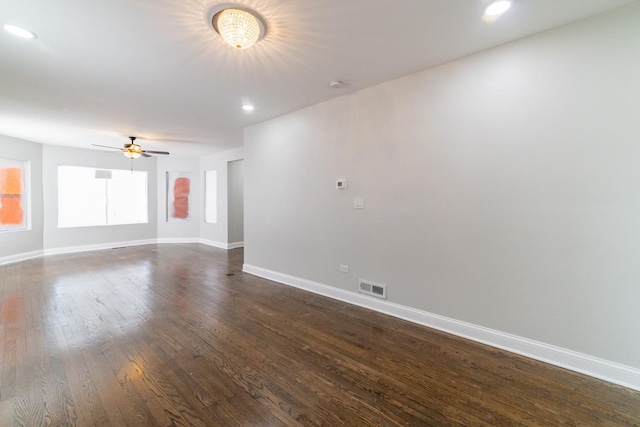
211;7;266;49
124;150;141;159
123;143;142;159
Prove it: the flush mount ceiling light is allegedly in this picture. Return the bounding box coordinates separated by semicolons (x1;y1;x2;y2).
211;7;266;49
3;24;37;39
483;0;512;17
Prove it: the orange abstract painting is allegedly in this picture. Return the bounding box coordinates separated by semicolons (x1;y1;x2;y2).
0;166;24;226
173;177;190;219
167;172;191;221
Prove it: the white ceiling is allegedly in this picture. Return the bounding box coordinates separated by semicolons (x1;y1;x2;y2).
0;0;635;156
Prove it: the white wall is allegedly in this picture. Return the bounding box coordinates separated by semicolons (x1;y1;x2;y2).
228;159;244;246
244;2;640;372
157;156;200;241
199;147;243;247
43;145;158;250
0;135;43;259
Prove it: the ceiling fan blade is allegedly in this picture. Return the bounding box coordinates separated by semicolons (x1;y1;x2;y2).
142;150;170;155
92;144;124;151
141;153;152;158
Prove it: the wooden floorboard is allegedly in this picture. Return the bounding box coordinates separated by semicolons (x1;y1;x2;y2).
1;244;639;426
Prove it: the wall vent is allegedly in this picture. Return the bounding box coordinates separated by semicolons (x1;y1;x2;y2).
359;279;387;299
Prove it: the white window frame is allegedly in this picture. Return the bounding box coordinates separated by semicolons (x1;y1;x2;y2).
58;165;148;228
204;169;218;224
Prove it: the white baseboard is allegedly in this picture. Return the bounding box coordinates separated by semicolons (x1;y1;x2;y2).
200;238;232;249
156;237;201;244
200;239;244;249
0;249;45;266
44;239;158;256
243;264;640;392
228;241;244;249
1;239;236;266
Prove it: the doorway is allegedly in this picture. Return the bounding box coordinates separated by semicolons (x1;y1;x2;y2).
227;159;244;248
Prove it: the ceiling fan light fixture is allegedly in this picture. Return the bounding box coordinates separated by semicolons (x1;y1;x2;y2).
212;7;266;49
92;136;169;158
124;139;142;159
123;150;141;160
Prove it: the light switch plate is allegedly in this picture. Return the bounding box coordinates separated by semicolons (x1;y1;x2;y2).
354;197;364;209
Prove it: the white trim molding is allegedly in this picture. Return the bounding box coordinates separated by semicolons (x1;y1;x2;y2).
200;238;232;249
156;237;201;245
200;239;244;250
0;240;237;267
1;240;237;267
44;239;158;256
243;264;640;392
0;249;44;266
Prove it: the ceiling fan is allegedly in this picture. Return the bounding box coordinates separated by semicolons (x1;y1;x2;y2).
92;136;170;159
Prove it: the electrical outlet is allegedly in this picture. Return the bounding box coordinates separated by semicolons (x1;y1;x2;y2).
339;265;349;273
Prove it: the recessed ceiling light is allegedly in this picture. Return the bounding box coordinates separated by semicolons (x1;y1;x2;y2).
483;0;511;17
3;24;37;39
242;105;255;111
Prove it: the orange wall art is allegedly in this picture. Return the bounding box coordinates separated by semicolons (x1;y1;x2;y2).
0;159;26;230
167;172;191;221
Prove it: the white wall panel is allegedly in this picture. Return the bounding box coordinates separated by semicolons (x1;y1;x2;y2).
244;4;640;370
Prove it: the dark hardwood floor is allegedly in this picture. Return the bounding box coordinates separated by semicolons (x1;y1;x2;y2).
1;244;639;426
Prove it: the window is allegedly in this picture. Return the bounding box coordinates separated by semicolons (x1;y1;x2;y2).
204;170;217;223
58;165;148;228
0;157;29;232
